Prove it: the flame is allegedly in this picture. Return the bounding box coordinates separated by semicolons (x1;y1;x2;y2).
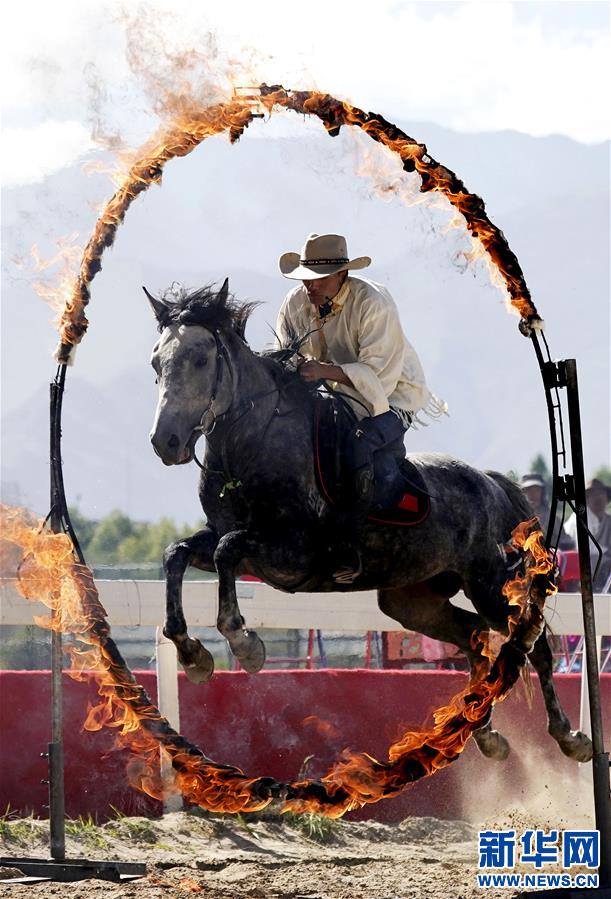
302;715;340;740
38;84;539;362
178;879;204;893
1;502;555;818
13;235;84;329
13;76;549;819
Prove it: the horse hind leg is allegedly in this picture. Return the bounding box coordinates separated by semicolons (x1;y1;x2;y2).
378;583;510;761
467;564;592;763
163;527;218;684
528;628;593;762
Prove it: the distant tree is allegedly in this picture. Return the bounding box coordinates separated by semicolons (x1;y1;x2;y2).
142;518;185;562
505;469;519;484
117;517;184;564
67;507;98;553
87;510;136;564
56;510;206;568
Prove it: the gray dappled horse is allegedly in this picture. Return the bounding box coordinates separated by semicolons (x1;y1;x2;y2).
146;280;591;764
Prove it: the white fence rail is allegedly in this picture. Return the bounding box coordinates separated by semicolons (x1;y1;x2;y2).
2;578;609;634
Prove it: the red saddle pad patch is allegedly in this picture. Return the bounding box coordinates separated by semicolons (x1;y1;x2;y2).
397;492;419;513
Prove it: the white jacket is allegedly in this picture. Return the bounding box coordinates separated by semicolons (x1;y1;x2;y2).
276;275;444;421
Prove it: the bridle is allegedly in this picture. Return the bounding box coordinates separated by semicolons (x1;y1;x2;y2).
188;328;282;470
191;328;232;441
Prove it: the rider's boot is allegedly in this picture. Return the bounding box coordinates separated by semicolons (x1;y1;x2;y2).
332;464;374;585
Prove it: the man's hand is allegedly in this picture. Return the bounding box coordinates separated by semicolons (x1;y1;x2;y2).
298;360;353;386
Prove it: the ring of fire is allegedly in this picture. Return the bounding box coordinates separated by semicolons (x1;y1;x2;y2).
5;85;556;817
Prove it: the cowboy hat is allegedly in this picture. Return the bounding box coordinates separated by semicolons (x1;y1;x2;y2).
585;478;611;498
279;233;371;280
520;473;546;490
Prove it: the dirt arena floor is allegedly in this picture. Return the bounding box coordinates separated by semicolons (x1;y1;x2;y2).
0;791;598;899
0;811;505;899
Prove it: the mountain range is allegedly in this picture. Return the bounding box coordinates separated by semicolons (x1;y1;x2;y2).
2;117;608;521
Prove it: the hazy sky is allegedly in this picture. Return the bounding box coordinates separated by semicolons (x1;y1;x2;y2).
2;0;609;187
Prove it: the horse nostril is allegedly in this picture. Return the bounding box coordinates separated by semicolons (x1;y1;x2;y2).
168;434;180;449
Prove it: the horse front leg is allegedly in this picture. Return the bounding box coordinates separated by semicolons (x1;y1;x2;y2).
213;529;267;673
163;527;219;684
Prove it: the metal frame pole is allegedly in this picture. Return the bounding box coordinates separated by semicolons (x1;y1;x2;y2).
561;359;611;887
49;376;66;860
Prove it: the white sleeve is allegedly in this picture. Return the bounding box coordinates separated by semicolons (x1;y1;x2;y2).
563;513;577;547
275;295;294;349
339;297;406;416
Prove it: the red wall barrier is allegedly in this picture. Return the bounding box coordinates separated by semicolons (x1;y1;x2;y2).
1;670;609;823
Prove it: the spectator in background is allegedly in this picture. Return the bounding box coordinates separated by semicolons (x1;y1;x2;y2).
521;473;549;522
520;473;571;549
564;478;611;591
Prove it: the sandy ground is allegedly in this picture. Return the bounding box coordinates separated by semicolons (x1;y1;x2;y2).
0;802;599;899
0;811;495;899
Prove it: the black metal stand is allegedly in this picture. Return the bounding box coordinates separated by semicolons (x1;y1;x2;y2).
49;376;66;860
0;857;145;884
519;357;611;898
0;367;146;884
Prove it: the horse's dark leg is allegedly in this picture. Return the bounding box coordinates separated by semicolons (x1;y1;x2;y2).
163;527;218;684
213;529;266;673
378;584;510;760
527;628;593;762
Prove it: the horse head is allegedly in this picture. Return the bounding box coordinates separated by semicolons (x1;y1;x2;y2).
145;279;239;465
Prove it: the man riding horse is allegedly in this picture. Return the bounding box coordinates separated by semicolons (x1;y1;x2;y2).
276;232;446;583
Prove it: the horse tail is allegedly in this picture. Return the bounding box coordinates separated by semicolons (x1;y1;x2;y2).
485;470;534;523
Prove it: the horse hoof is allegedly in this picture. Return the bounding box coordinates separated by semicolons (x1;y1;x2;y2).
235;631;266;674
558;730;593;763
473;727;511;761
178;638;215;684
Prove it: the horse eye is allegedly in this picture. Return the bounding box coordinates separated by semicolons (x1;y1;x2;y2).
194;357;207;369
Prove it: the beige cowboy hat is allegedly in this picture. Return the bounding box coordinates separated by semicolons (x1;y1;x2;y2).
279;233;371;280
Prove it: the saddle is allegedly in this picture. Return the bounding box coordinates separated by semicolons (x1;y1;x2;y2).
313;397;431;527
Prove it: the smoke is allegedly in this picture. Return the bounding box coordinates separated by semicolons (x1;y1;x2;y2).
457;741;595;830
83;4;267;155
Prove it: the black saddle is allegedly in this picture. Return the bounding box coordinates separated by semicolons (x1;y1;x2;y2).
313;397;431;527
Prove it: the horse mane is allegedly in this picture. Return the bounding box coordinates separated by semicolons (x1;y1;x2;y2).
156;280;315;400
158;282;259;341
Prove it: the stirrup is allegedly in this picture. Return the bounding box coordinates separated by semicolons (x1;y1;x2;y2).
332;554;363;585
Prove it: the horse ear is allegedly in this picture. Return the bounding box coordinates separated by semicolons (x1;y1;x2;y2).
217;277;229;305
143;286;170;326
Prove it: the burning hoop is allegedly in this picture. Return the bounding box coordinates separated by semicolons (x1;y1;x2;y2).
4;86;606;850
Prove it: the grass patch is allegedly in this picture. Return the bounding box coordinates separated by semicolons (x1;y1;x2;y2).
107;810;158;844
284;811;340;845
0;808;39;847
65;814;109;851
